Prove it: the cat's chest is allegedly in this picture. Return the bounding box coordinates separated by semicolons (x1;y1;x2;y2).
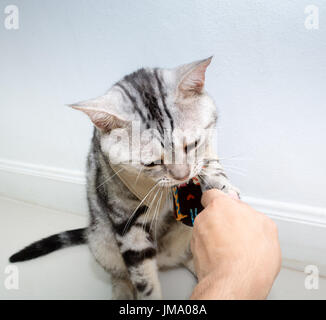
156;216;193;268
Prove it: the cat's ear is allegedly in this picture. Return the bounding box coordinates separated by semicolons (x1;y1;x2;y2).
177;56;212;95
68;95;129;131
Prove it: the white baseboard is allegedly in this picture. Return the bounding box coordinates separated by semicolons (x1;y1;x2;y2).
0;158;86;185
243;196;326;227
242;196;326;271
0;159;87;216
1;158;326;269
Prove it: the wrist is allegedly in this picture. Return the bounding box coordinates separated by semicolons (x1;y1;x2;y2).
190;271;234;300
191;262;269;300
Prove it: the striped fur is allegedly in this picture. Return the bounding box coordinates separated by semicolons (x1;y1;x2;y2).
9;228;85;262
9;58;239;300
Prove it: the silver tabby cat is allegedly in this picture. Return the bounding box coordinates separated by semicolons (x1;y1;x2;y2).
10;57;239;299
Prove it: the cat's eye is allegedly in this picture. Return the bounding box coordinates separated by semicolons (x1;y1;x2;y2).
143;161;160;167
185;139;200;153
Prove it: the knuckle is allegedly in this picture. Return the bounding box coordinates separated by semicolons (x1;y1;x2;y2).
210;198;221;210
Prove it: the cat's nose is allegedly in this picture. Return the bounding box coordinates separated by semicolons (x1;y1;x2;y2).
167;164;190;181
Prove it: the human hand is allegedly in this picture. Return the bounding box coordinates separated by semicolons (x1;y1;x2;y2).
190;189;281;300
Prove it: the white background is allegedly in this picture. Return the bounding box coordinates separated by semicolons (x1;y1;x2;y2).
1;0;325;207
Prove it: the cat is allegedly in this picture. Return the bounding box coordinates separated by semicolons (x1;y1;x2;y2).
9;57;239;299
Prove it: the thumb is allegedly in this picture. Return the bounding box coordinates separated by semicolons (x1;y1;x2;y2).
201;189;226;208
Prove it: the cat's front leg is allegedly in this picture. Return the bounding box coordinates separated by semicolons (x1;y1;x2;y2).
115;209;162;300
200;159;240;198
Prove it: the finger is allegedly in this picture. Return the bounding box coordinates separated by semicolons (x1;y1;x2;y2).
201;189;225;207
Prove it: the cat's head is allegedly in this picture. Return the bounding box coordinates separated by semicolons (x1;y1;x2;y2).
70;57;217;186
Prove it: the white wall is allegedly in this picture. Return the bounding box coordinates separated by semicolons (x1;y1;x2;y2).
1;0;326;209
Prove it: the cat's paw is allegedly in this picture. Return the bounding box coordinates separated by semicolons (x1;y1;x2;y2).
137;287;162;300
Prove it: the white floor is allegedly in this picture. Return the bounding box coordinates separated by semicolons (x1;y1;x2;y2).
0;196;325;300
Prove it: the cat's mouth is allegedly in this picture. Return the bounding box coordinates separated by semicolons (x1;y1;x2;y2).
159;177;194;188
158;162;204;187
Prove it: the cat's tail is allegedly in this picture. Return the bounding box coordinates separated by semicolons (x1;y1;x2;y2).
9;228;87;263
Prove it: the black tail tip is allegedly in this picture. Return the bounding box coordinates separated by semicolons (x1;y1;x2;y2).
9;252;27;263
9;255;18;263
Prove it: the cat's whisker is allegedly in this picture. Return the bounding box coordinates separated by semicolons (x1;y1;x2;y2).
150;187;163;233
133;167;144;188
141;185;161;235
218;154;252;162
222;164;246;172
122;182;160;235
221;165;247;176
152;187;164;244
200;167;225;175
96;168;124;190
224;168;247;177
201;159;246;175
202;165;247;178
154;191;164;243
